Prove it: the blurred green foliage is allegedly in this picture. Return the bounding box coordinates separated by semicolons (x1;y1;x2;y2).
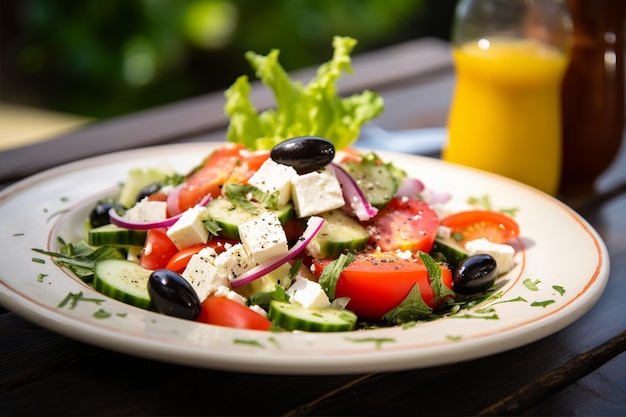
0;0;455;119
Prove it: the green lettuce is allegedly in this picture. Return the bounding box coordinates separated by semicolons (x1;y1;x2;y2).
224;36;384;151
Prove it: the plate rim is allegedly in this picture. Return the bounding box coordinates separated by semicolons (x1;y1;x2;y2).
0;142;611;375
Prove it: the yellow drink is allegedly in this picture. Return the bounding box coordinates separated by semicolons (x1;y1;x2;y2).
443;38;569;194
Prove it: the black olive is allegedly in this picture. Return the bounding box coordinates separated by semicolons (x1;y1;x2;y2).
148;269;202;320
89;201;123;228
270;136;335;174
136;182;162;202
453;254;498;295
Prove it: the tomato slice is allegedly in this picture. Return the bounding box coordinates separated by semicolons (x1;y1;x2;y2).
440;210;520;245
165;238;238;273
227;148;271;185
175;144;270;213
140;228;180;270
146;190;168;202
197;296;272;331
313;252;453;321
335;147;363;164
367;196;439;253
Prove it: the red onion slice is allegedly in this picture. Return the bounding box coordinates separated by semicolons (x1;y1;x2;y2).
229;216;325;289
329;163;378;221
395;177;452;205
396;177;425;197
420;188;452;206
108;207;179;230
108;193;212;230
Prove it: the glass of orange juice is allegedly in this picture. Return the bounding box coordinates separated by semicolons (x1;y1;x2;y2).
443;0;572;195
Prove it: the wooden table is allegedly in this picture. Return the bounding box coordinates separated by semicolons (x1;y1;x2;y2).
1;38;625;416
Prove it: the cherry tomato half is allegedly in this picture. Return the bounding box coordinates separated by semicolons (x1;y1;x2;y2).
140;228;179;270
440;210;520;245
146;190;168;202
197;296;272;331
313;252;453;321
165;238;238;273
335;147;364;164
175;144;270;213
367;196;439;253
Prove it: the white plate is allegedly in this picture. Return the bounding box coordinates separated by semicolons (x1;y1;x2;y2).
0;142;609;375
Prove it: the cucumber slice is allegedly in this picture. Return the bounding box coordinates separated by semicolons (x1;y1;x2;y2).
341;154;404;208
234;263;292;298
88;224;147;247
268;300;357;332
93;259;153;309
117;167;174;208
431;238;469;268
307;210;369;258
205;197;294;240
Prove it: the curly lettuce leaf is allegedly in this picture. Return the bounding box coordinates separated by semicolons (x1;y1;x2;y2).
224;36;384;151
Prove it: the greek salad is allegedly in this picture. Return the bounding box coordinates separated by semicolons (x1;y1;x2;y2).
37;36;521;333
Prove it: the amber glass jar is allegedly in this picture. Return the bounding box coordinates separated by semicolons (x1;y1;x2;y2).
559;0;626;195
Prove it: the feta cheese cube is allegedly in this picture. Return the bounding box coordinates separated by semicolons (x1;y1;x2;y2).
437;225;452;240
213;285;232;298
238;211;288;264
291;167;344;217
182;247;228;302
166;205;209;250
286;277;331;309
247;159;298;207
213;285;247;305
465;238;516;275
225;289;247;305
249;304;268;318
214;243;255;281
124;199;167;223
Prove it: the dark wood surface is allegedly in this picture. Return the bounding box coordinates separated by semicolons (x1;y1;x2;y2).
1;37;625;416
